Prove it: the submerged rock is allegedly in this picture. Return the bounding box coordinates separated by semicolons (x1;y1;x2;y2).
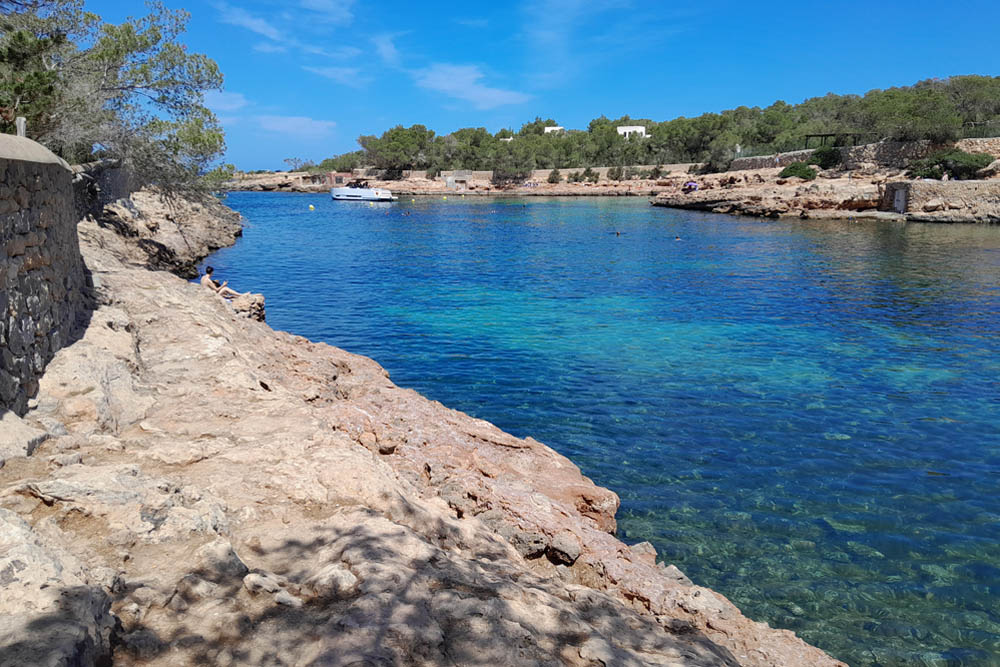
0;194;846;666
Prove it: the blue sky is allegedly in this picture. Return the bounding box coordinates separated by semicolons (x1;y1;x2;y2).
89;0;1000;170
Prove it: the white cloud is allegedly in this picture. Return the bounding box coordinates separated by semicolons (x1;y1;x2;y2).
372;33;401;66
253;42;288;54
304;66;369;87
301;44;362;59
255;115;337;138
299;0;355;24
218;3;362;61
414;64;531;110
216;3;284;41
205;90;250;112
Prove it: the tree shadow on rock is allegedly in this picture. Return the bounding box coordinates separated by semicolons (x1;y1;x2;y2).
102;509;740;666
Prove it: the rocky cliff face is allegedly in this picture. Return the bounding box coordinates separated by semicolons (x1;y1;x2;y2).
0;196;844;666
93;189;243;278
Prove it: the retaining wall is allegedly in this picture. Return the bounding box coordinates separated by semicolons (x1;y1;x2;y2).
730;138;1000;172
955;137;1000;157
884;180;1000;214
0;135;88;415
71;158;134;219
359;164;699;184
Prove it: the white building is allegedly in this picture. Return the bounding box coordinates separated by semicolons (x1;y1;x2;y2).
617;125;646;139
543;126;565;134
499;136;514;142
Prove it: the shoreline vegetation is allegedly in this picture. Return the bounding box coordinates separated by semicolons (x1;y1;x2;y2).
294;76;1000;178
228;137;1000;223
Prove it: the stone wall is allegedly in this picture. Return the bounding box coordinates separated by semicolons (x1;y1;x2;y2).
731;138;1000;172
729;149;815;171
364;164;699;184
955;137;1000;157
0;135;88;415
841;141;935;169
71;158;133;219
884;180;1000;214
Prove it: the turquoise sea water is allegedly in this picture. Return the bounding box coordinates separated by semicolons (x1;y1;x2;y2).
207;193;1000;666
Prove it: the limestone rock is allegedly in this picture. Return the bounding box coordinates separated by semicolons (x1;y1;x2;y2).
194;538;248;578
0;509;114;666
273;589;303;608
978;159;1000;179
629;540;658;566
93;189;243;278
243;571;284;595
304;563;359;599
0;412;48;460
548;529;583;565
230;292;266;321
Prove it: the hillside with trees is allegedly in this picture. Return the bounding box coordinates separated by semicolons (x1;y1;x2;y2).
0;0;230;195
307;76;1000;177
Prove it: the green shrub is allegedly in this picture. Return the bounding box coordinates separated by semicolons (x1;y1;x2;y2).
650;165;663;179
582;167;598;183
567;171;582;183
548;168;562;183
779;162;817;180
808;146;841;169
607;166;624;181
907;149;993;180
426;166;441;179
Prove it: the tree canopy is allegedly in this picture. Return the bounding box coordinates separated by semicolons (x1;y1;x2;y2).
0;0;228;195
313;76;1000;176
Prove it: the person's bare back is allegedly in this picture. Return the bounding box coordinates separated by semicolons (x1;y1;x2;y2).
200;266;243;299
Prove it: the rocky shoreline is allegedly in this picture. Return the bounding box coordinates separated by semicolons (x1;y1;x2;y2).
228;169;670;197
228;141;1000;222
650;167;1000;223
0;190;845;665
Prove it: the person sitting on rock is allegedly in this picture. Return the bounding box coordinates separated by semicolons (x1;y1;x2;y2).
200;266;243;299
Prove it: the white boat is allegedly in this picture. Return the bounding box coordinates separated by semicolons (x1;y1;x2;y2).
330;179;397;202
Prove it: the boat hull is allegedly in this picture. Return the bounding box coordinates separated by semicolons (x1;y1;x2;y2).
330;187;396;202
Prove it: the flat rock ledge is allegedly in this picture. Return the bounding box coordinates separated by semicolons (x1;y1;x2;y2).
650;168;1000;223
0;207;844;666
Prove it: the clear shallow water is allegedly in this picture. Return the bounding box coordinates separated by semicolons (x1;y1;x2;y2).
208;193;1000;666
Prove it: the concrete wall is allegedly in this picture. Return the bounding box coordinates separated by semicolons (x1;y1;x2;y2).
0;135;88;415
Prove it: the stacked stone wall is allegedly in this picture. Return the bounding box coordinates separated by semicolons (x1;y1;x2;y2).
731;138;1000;173
887;180;1000;213
730;149;814;171
955;137;1000;158
361;164;700;184
71;159;133;219
0;136;88;415
841;141;934;169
